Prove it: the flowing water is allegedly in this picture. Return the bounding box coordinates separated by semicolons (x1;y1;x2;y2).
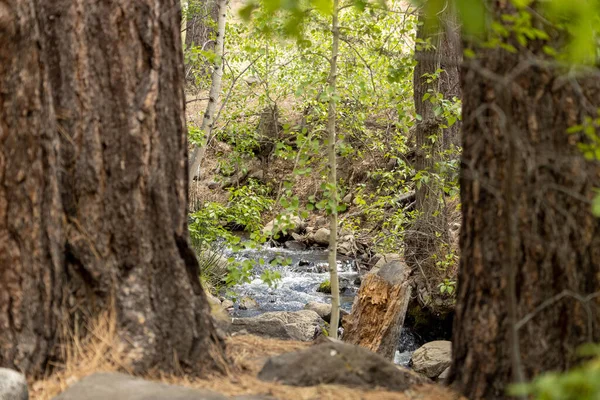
224;244;422;366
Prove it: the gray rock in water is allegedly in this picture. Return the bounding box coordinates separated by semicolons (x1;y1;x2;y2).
411;340;452;379
238;296;259;311
230;310;322;341
304;301;349;325
0;368;28;400
258;341;428;391
284;240;306;251
53;372;227;400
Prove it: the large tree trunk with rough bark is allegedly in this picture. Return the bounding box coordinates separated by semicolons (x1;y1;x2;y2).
451;3;600;399
404;9;461;311
343;258;411;360
0;0;227;377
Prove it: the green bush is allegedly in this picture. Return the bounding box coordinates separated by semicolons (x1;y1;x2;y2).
510;344;600;400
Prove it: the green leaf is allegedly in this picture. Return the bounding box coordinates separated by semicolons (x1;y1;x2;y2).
592;192;600;217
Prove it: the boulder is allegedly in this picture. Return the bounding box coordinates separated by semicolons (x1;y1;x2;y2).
230;310;322;341
0;368;28;400
258;341;428;391
371;253;403;274
54;372;227;400
284;240;306;251
343;257;411;360
304;301;331;319
238;296;259;311
262;215;305;237
313;228;330;245
437;366;451;385
411;341;452;379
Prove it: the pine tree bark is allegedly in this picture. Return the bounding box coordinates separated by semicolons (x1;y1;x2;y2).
404;9;461;309
0;0;227;377
451;4;600;398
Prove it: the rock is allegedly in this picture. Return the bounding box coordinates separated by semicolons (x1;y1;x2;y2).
248;169;264;181
0;368;28;400
343;257;411;360
313;228;330;245
370;253;403;274
315;216;328;227
238;296;259;310
258;341;428;391
411;341;452;379
303;302;331;319
337;236;354;255
284;240;306;251
437;366;451;384
207;181;220;190
54;372;227;400
316;280;331;294
342;193;353;204
291;232;304;241
262;215;305;237
230;310;322;341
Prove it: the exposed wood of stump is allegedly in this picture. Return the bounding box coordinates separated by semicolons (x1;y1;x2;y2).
343;260;412;360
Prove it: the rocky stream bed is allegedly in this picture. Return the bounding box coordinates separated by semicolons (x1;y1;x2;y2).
222;244;422;366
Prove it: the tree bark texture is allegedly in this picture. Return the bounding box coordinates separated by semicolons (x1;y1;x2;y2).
451;4;600;399
404;10;461;311
343;259;412;360
0;0;227;377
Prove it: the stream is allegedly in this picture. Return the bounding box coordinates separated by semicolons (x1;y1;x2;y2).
224;244;421;366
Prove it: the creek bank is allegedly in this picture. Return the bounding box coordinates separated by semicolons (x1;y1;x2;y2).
258;340;429;391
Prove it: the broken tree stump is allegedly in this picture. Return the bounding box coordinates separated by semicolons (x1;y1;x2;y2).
343;257;412;360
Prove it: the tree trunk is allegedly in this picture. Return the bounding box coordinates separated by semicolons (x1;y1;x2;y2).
404;10;461;310
0;0;227;377
343;259;412;360
327;0;341;340
189;0;227;185
451;4;600;399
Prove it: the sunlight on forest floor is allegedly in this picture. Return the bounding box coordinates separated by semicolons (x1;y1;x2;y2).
30;313;463;400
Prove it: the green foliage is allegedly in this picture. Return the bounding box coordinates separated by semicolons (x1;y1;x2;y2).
317;279;332;293
509;344;600;399
189;180;273;248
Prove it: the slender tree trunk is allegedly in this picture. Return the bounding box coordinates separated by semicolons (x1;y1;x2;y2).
327;0;341;340
189;0;227;185
404;9;461;309
0;0;227;377
451;4;600;398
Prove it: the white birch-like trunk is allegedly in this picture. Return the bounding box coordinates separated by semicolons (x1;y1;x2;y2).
327;0;341;339
189;0;227;185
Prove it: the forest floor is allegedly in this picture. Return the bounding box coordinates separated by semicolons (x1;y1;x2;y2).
31;332;463;400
